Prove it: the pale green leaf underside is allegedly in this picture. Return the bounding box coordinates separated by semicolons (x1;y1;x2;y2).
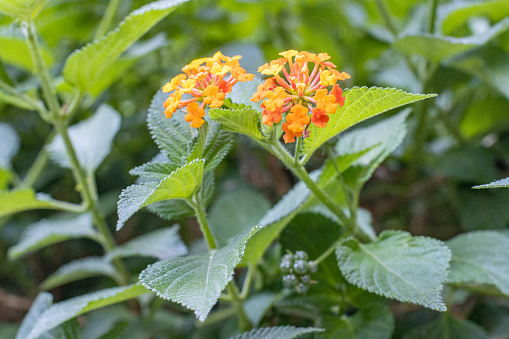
0;189;60;218
336;230;451;311
335;109;409;184
209;107;264;140
0;28;53;71
231;326;324;339
140;225;261;321
447;231;509;295
8;213;99;260
116;159;204;230
63;0;187;92
16;292;52;339
243;292;278;326
40;257;121;290
302;86;435;159
393;18;509;62
0;123;20;169
473;177;509;189
130;161;179;180
25;284;147;339
106;225;187;260
317;304;394;339
48;105;121;173
0;0;46;20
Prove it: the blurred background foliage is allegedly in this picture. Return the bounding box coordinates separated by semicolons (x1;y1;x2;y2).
1;0;509;337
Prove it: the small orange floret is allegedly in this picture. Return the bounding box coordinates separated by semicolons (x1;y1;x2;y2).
311;108;329;128
331;84;345;107
279;50;299;60
163;91;182;118
319;70;337;86
162;74;186;93
315;89;338;114
185;102;205;128
285;104;310;132
203;85;226;108
262;86;287;113
282;122;297;143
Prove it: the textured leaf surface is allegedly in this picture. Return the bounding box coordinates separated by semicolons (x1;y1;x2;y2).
48;105;120;173
209;189;271;247
106;225;187;260
403;314;489;339
40;257;121;290
140;225;260;321
203;121;234;171
63;0;187;92
116;159;204;230
147;91;193;164
0;0;46;20
130;161;179;180
334;109;409;184
447;231;509;295
0;123;19;169
25;284;147;339
473;177;509;189
317;304;394;339
8;213;99;260
231;326;324;339
336;230;451;311
16;292;52;339
302;87;435;159
0;189;60;217
209;107;263;140
393;19;509;62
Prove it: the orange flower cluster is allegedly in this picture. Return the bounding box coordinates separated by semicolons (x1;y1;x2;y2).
251;50;350;143
162;52;254;128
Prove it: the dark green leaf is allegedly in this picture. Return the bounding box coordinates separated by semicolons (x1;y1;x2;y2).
403;313;489;339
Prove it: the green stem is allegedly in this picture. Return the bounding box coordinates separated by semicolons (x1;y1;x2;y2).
428;0;439;34
374;0;398;36
226;282;252;332
197;307;237;327
0;78;47;117
23;20;61;118
294;136;302;164
240;264;255;299
47;199;87;213
20;131;55;188
187;198;217;250
94;0;121;40
312;235;346;265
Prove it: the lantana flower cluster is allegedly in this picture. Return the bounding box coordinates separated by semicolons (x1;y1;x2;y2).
162;52;254;128
161;50;350;143
251;50;350;143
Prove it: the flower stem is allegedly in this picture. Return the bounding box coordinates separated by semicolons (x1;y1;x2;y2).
94;0;121;40
24;19;131;286
311;235;346;265
186;198;217;250
226;282;252;332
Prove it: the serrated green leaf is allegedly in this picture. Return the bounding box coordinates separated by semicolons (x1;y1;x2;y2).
209;107;264;140
0;27;52;71
393;18;509;62
106;225;187;260
130;161;179;181
447;231;509;295
140;225;260;321
25;284;147;339
334;109;409;184
0;189;60;218
230;326;324;339
317;303;394;339
47;105;120;174
8;213;100;260
0;122;19;169
187;122;208;163
40;257;121;290
440;0;509;35
147;91;193;164
63;0;187;92
473;177;509;189
209;189;271;247
116;159;204;230
302;87;435;160
403;313;489;339
336;230;451;311
243;292;277;326
203;121;234;172
0;0;46;20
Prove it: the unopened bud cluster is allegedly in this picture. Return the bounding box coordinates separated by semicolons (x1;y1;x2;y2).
280;250;317;294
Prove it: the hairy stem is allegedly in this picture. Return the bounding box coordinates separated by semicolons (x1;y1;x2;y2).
226;282;252;332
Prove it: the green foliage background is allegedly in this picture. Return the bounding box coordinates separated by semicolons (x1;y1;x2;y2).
1;0;509;338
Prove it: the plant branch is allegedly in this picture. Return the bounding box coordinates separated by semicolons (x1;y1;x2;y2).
186;197;217;250
226;282;252;332
94;0;120;40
